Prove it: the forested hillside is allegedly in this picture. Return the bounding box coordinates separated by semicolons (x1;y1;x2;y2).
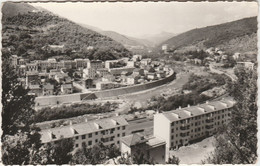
159;17;257;54
2;2;132;61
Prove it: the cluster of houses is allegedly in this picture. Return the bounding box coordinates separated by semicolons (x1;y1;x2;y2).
39;97;235;164
11;54;170;96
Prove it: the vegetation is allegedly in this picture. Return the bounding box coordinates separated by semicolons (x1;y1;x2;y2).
167;155;180;164
182;73;230;93
70;142;121;164
1;54;74;164
2;3;132;61
2;51;35;136
203;67;257;164
159;17;257;54
34;102;118;122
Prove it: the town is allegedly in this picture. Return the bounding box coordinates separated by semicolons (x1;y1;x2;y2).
11;54;171;96
2;1;257;165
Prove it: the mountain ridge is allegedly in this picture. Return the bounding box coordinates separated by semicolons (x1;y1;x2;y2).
158;16;257;54
2;2;132;61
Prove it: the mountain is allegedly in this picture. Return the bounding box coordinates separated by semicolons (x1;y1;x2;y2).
80;24;154;52
141;31;176;46
2;2;38;18
159;17;257;54
2;2;132;61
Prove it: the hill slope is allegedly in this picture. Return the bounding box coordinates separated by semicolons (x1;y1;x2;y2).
2;2;132;61
159;17;257;54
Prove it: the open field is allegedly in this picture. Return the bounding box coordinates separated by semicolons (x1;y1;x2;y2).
169;136;216;164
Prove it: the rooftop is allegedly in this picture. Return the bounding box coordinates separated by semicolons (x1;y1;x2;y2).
40;116;128;143
160;97;235;122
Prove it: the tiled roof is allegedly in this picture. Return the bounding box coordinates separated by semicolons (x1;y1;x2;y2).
121;133;148;147
40;116;128;143
161;97;235;122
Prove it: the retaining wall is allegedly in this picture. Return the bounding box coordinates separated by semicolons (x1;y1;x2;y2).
36;69;176;107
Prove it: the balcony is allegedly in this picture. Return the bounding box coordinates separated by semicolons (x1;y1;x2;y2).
180;132;190;138
206;119;214;124
180;125;190;130
206;124;214;131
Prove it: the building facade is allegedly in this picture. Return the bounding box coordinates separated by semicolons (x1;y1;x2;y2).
154;98;235;159
40;116;129;149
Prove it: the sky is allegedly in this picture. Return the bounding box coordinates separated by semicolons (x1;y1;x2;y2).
30;2;258;38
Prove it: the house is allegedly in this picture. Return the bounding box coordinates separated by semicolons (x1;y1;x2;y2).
127;76;138;85
127;61;135;67
102;75;115;82
96;68;109;77
156;71;166;79
132;68;144;76
87;60;103;69
11;55;18;67
28;84;42;96
147;73;157;80
74;59;89;69
18;65;26;76
61;84;73;94
120;133;166;164
42;84;54;96
26;62;38;72
40;116;129;149
140;58;152;65
96;82;120;90
232;53;241;61
26;72;39;87
105;60;119;69
84;79;94;89
132;55;142;62
54;73;69;83
83;68;96;79
153;98;235;160
109;67;135;76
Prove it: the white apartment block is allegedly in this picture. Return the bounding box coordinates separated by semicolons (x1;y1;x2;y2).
40;116;129;149
154;98;235;158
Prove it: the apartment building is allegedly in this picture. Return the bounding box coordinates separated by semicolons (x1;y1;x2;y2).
40;116;129;149
121;133;166;164
154;98;235;157
87;60;103;69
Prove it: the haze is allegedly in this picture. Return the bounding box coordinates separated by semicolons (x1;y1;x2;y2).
31;2;258;38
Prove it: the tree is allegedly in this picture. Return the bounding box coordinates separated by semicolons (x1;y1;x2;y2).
204;67;257;164
42;138;74;164
167;155;180;164
2;54;35;136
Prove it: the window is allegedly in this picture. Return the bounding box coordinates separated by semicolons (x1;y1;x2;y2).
82;135;86;139
88;141;92;146
117;127;120;130
95;132;98;135
122;126;126;130
75;144;78;147
75;136;79;140
122;133;125;136
176;134;178;137
89;133;92;138
95;139;98;143
117;134;120;137
171;135;174;139
171;129;174;133
117;141;120;144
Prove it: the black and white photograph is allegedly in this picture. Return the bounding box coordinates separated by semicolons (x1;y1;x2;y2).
1;1;258;164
